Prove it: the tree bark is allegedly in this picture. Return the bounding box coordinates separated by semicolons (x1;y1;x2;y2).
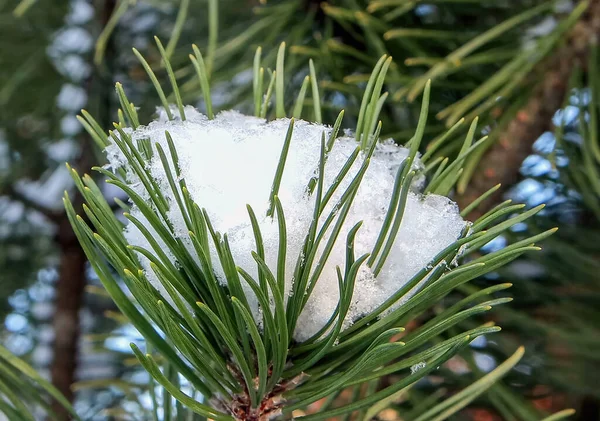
457;0;600;220
49;1;116;418
50;217;88;418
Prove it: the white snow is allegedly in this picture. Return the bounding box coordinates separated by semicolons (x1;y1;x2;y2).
554;0;574;13
526;16;558;38
57;84;88;112
474;352;497;373
410;362;427;374
106;108;467;342
522;16;558;52
66;0;95;25
14;165;75;211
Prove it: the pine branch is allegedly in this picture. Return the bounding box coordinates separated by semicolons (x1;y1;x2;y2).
457;0;600;219
56;36;560;420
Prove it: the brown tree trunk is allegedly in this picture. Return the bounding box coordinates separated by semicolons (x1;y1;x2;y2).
50;217;88;419
49;1;116;418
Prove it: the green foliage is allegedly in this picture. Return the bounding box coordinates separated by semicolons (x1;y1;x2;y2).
55;42;555;420
486;46;600;402
0;343;80;420
0;0;70;317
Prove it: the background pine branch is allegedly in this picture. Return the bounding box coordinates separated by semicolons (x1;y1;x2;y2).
457;0;600;219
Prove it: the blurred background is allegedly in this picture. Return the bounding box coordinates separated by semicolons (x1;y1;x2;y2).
1;0;599;420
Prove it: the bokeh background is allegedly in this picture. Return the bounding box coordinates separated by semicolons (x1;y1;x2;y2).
1;0;599;420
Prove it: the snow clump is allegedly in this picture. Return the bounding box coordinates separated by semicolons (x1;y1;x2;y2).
105;107;468;342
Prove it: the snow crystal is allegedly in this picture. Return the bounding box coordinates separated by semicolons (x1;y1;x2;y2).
105;108;467;342
410;362;426;374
